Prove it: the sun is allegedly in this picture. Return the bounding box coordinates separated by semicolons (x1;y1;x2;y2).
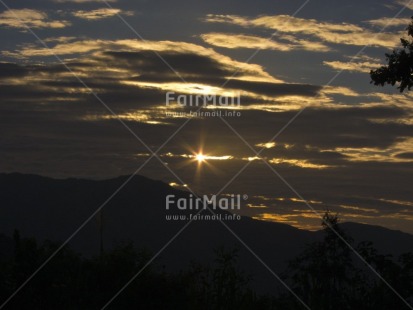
196;153;206;163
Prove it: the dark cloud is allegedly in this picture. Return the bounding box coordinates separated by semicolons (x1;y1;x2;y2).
223;80;322;97
0;62;28;77
396;152;413;159
0;43;323;113
102;51;322;98
220;106;413;150
103;51;230;78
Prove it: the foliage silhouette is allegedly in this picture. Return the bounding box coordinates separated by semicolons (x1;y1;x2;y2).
371;17;413;92
283;212;413;310
1;219;412;309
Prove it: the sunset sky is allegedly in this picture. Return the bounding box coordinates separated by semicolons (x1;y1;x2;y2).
1;0;413;232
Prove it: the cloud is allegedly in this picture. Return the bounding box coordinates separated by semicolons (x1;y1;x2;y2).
397;0;413;10
1;3;412;235
1;43;319;110
255;142;276;149
278;34;332;52
0;62;28;78
235;104;413;152
200;33;331;52
0;9;70;29
1;59;412;234
365;17;412;28
43;36;77;43
323;60;378;73
331;138;413;163
2;38;283;83
321;86;360;96
323;54;382;73
201;33;293;51
268;158;333;169
243;192;413;232
0;38;323;120
204;14;402;48
395;152;413;159
1;41;411;168
72;8;133;20
238;143;347;169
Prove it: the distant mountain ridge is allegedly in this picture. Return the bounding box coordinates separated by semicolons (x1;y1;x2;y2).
1;173;412;293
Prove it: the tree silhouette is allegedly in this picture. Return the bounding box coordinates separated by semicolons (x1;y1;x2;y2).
2;227;413;309
286;212;361;310
181;247;264;310
370;17;413;92
284;212;413;310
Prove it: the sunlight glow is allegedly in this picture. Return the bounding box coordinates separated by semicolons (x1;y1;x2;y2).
196;153;206;163
194;153;233;162
256;142;276;149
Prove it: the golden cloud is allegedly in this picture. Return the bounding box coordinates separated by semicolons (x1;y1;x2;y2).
4;38;281;84
0;9;70;29
201;33;293;51
323;60;380;73
201;32;331;52
397;0;413;10
72;8;133;20
204;14;402;48
321;86;360;96
331;138;413;163
366;17;412;28
268;158;333;169
255;142;276;149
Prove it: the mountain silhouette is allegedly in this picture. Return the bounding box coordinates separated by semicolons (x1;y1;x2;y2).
1;173;412;293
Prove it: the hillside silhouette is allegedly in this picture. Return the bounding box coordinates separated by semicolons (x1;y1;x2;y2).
0;173;412;309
